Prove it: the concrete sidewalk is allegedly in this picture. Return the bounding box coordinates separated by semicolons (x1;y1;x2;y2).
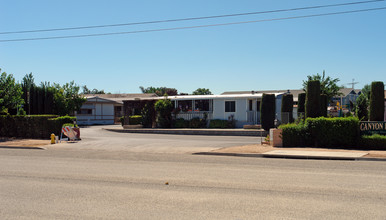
197;144;386;161
262;150;368;160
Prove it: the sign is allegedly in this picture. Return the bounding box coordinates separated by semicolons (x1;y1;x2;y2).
359;121;386;135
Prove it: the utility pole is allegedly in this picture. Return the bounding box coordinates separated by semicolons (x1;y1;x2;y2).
347;79;359;89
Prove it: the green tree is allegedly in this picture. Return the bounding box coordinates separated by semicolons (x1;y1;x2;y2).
320;94;328;117
154;98;174;128
61;81;86;115
141;102;156;128
356;93;368;121
192;88;212;95
82;85;105;94
140;86;178;96
303;70;342;101
0;70;24;114
260;94;276;131
361;84;371;100
305;80;321;118
297;93;306;118
281;94;293;123
369;81;385;121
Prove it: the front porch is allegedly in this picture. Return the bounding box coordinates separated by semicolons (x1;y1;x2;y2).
174;99;213;120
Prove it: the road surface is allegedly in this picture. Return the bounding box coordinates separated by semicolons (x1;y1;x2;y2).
0;126;385;219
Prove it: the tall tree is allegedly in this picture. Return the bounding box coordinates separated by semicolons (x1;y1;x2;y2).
305;80;321;118
303;70;342;101
192;88;212;95
60;81;86;115
0;70;24;114
369;81;385;121
140;86;178;96
82;85;105;94
297;93;306;118
356;93;368;121
361;84;371;100
281;94;293;123
260;94;276;131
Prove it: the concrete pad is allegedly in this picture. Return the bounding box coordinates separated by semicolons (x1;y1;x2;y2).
262;150;368;160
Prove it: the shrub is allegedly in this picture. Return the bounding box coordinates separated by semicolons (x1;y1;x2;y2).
141;102;155;128
120;116;125;126
128;115;142;125
279;121;311;147
173;118;189;128
62;123;78;128
369;81;384;121
154;98;174;128
189;117;205;128
209;119;228;128
305;117;359;148
305;80;321;118
260;94;275;131
281;94;293;124
359;134;386;150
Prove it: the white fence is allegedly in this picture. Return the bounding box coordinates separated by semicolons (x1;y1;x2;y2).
246;111;261;124
174;112;213;121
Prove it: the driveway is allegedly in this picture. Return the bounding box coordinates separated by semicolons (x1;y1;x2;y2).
53;125;261;153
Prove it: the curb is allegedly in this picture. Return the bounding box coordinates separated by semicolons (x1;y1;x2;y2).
356;157;386;162
104;128;268;137
0;146;46;150
193;152;264;158
193;152;386;162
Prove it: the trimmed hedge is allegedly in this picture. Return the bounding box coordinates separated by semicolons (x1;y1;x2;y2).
305;80;321;118
369;81;385;121
280;117;360;148
172;117;207;128
189;117;206;128
298;93;306;113
279;122;311;147
173;118;190;128
128;115;142;125
306;117;359;147
281;94;293;124
297;93;306;119
0;115;75;139
209;119;234;128
359;134;386;150
261;94;276;131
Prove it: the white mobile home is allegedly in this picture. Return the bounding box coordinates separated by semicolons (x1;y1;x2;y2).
76;96;119;125
76;93;157;125
123;92;285;128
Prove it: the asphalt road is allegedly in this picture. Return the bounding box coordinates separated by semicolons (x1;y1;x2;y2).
52;125;262;153
1;126;386;219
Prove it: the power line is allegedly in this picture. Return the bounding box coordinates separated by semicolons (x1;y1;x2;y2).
1;7;385;43
0;0;384;35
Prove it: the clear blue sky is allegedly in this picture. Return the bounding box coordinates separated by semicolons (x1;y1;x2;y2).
1;0;385;94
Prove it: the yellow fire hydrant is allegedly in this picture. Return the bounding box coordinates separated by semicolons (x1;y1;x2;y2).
51;133;55;144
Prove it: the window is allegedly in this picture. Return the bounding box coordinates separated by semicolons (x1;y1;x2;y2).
178;100;192;112
248;100;253;111
225;101;236;112
194;100;210;111
79;109;92;115
256;101;261;111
